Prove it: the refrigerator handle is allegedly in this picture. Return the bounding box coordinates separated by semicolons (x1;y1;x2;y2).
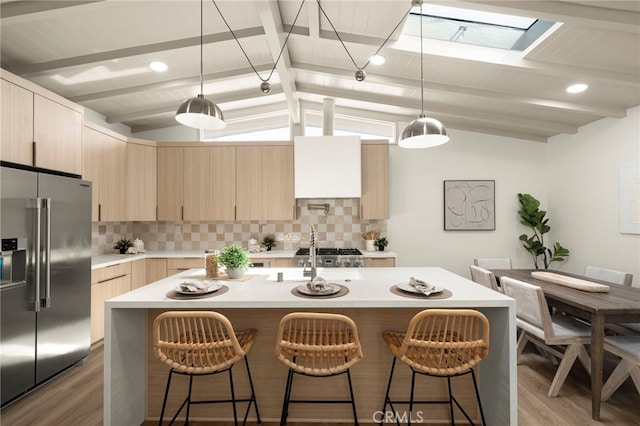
27;198;42;312
42;198;52;308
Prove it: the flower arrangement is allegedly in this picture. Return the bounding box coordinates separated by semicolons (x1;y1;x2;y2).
374;237;389;251
114;238;133;254
262;234;277;251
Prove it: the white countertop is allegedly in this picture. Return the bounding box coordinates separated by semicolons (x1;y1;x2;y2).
106;266;511;309
92;249;397;269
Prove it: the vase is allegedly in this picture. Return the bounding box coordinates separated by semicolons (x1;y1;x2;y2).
226;268;246;279
365;240;375;252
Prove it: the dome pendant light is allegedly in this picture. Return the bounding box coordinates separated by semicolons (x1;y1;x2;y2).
176;0;226;130
399;0;448;149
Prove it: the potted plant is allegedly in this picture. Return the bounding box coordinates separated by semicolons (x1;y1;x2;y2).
114;238;133;254
374;237;388;251
518;193;570;269
217;245;251;278
262;234;277;251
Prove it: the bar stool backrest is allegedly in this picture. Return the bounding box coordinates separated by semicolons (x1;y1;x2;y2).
396;309;490;376
153;311;247;374
275;312;363;376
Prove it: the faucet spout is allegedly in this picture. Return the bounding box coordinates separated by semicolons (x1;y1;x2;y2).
303;225;318;279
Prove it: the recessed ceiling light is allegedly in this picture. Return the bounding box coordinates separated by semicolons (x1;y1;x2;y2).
149;61;168;72
566;83;588;94
369;54;386;65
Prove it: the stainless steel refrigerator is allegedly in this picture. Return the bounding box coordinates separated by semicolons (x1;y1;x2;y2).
1;163;91;407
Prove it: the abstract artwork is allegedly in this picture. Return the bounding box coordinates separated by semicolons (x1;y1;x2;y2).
444;180;495;231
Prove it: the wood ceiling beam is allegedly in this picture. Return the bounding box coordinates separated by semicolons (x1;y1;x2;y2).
10;27;266;76
0;1;104;22
255;0;301;123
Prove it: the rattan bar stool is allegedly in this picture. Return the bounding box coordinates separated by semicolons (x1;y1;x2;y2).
275;312;364;425
152;311;261;425
380;309;490;426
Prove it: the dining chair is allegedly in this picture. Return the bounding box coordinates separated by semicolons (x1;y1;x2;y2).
469;265;501;292
152;311;261;426
275;312;364;425
380;309;490;425
601;336;640;401
500;277;592;397
584;265;633;286
473;258;512;270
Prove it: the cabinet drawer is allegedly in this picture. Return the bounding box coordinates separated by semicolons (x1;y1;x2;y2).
91;262;131;283
166;258;203;271
364;258;395;267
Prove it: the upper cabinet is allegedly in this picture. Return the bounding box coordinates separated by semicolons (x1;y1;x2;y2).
236;145;294;221
1;70;83;175
83;123;127;221
360;143;389;220
157;146;184;221
126;140;157;221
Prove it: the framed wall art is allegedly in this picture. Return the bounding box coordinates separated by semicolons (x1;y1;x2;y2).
444;180;495;231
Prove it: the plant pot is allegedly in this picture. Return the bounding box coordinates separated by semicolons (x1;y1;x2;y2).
119;249;127;254
266;246;272;251
226;268;246;279
377;246;384;251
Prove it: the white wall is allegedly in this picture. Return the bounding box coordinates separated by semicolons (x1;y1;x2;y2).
388;129;548;278
547;106;640;286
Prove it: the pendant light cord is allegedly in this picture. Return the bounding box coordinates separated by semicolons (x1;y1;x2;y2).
200;0;204;95
211;0;306;83
316;0;413;71
419;2;424;116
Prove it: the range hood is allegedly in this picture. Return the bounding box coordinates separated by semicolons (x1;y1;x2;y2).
294;135;361;198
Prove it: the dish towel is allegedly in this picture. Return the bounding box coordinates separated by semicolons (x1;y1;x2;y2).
307;276;328;292
409;276;437;295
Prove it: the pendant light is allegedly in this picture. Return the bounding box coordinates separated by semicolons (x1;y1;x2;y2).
175;0;226;130
399;0;448;149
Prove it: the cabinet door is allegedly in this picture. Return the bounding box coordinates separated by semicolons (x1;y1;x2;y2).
183;147;210;221
146;259;168;283
100;134;127;221
83;127;103;221
364;258;395;267
126;143;157;221
130;259;147;290
235;146;263;220
262;146;294;220
33;94;83;175
157;147;183;221
90;281;109;343
360;144;389;220
0;79;33;165
210;147;236;220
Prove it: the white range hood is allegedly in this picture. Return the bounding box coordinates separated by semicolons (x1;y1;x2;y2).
294;135;361;198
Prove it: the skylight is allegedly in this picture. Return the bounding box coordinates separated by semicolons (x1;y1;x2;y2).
405;4;555;51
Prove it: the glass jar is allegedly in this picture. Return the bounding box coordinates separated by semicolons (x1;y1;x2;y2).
205;253;219;278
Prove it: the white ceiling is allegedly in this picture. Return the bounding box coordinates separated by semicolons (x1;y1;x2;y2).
1;0;638;142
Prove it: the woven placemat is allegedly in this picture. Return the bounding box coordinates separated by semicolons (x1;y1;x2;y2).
291;284;349;299
389;285;453;300
166;285;229;300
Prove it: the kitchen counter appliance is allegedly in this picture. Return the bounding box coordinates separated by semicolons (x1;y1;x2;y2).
294;248;363;268
1;163;92;407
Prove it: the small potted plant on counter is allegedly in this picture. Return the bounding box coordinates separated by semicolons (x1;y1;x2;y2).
217;245;251;278
114;238;133;254
262;234;277;251
374;237;388;251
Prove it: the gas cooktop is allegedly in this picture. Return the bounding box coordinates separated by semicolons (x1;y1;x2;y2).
294;248;363;256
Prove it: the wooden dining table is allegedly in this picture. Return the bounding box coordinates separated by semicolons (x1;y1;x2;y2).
491;269;640;421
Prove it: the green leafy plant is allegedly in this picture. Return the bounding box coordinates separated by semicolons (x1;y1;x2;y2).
374;237;389;249
114;238;133;253
262;234;277;251
518;193;570;269
217;245;251;270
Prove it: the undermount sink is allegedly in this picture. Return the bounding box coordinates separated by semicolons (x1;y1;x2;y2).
267;268;363;282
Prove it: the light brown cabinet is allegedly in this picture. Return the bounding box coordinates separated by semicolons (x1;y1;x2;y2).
166;258;203;277
157;147;184;221
146;258;168;283
1;70;83;175
236;145;294;221
130;259;147;290
90;263;132;343
360;143;389;220
126;141;157;221
250;257;294;268
83;124;127;221
364;257;395;267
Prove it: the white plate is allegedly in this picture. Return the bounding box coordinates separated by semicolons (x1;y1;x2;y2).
396;282;443;295
174;280;222;295
296;283;341;296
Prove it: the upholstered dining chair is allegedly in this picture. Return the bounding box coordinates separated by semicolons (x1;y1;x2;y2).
152;311;261;426
473;258;512;270
469;265;502;292
380;309;490;425
601;336;640;401
500;277;592;397
275;312;364;425
584;265;633;286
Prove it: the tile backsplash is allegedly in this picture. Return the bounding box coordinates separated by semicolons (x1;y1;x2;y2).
93;198;387;255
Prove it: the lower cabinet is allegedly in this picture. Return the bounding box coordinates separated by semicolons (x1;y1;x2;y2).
90;263;132;344
364;257;396;267
146;258;168;283
250;257;294;268
166;258;203;277
130;259;147;290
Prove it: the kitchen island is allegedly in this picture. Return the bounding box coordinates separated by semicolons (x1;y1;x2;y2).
104;267;516;425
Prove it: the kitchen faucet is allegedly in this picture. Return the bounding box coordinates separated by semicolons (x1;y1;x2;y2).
303;225;317;279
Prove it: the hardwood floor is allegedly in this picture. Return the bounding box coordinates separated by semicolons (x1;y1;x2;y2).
1;345;638;425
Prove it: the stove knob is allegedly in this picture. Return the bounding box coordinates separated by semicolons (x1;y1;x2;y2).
354;259;363;267
297;260;305;267
344;259;351;267
335;259;342;267
317;259;323;267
